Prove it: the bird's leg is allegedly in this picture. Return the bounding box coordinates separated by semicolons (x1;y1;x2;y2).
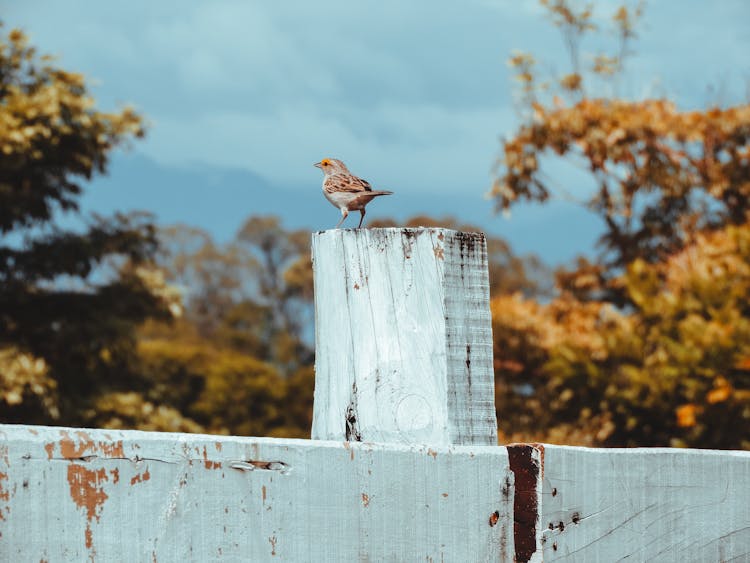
335;208;349;228
358;208;366;228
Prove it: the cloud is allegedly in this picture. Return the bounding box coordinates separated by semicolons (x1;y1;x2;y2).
143;101;515;193
5;0;750;198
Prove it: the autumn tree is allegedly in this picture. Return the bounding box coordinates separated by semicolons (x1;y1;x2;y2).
234;216;313;370
0;26;174;425
127;217;316;438
491;1;750;448
156;217;314;373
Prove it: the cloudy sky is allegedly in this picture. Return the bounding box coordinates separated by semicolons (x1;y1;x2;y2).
4;1;750;263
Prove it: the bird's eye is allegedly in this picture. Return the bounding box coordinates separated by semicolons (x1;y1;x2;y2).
321;159;330;166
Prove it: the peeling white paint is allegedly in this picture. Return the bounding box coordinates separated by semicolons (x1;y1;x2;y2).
0;424;514;562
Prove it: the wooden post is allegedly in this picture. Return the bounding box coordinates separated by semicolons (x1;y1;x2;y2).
311;228;497;445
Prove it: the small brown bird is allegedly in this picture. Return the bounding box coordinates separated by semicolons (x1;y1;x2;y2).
314;158;393;228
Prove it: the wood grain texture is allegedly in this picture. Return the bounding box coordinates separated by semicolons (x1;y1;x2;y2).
311;228;497;446
0;424;515;562
538;446;750;562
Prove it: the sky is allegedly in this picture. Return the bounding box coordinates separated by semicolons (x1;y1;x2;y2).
3;0;750;265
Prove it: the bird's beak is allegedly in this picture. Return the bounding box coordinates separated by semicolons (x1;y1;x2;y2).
314;162;322;169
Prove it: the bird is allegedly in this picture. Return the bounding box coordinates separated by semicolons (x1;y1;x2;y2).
314;158;393;228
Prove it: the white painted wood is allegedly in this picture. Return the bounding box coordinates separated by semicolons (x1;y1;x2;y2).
311;228;497;446
538;446;750;562
0;424;515;562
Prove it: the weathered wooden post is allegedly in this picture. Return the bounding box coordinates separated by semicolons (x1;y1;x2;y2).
311;228;497;445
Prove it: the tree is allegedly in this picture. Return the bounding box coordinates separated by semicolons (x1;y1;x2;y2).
494;1;750;302
494;224;750;448
0;26;173;425
122;217;317;438
234;216;313;370
490;1;750;448
156;217;314;373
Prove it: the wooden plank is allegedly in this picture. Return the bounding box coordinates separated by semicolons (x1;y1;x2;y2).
0;424;515;562
537;445;750;562
311;228;497;446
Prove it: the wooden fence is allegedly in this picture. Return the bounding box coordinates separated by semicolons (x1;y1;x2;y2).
1;228;748;562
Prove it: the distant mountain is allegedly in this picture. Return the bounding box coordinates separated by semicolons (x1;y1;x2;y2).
80;153;602;265
81;153;318;240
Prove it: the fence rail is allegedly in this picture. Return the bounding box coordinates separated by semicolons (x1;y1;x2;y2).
1;425;748;561
0;424;514;562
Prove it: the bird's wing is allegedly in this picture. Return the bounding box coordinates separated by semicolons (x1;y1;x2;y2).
325;174;372;194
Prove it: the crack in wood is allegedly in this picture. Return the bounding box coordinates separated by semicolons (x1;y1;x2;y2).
345;382;362;442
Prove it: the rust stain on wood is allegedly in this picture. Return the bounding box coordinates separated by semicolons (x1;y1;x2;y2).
433;245;444;260
343;441;354;460
0;472;10;521
269;535;277;556
84;527;94;550
60;430;93;458
44;442;54;459
0;445;13;522
361;492;370;507
99;440;124;458
262;485;267;504
130;469;151;486
58;430;124;459
507;444;542;563
201;445;222;469
110;468;119;484
215;442;223;452
67;463;109;549
67;464;109;521
427;448;437;459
